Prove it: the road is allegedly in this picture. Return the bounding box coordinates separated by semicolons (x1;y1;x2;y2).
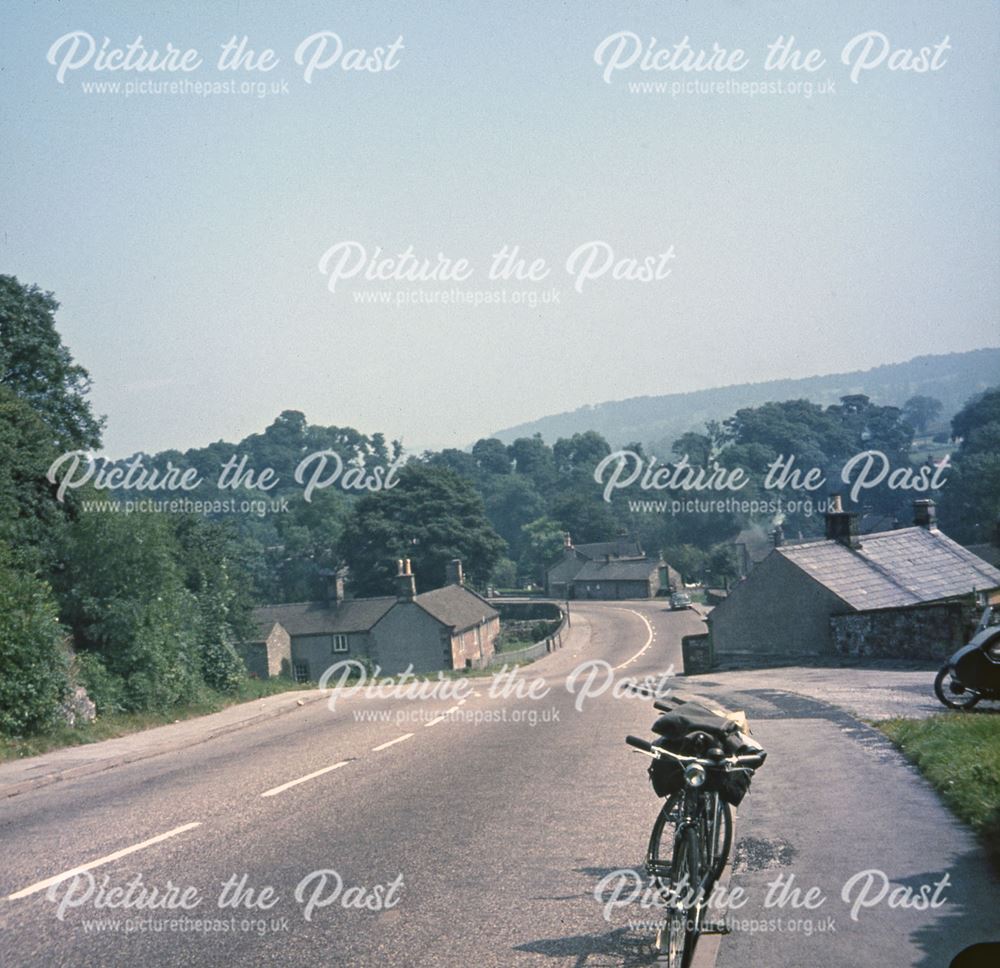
0;602;996;967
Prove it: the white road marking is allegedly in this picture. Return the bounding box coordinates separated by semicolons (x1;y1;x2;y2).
372;733;413;752
458;699;467;706
7;822;202;901
424;715;447;728
260;761;349;798
612;609;655;670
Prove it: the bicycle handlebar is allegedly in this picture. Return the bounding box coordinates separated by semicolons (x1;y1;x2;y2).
626;734;655;753
625;735;766;772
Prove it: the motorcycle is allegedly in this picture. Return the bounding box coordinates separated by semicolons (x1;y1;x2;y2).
934;605;1000;709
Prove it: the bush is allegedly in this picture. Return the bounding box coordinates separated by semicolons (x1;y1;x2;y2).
74;652;126;715
0;550;70;735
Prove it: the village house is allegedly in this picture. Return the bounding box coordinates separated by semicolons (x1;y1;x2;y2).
240;559;500;680
546;533;675;600
708;499;1000;663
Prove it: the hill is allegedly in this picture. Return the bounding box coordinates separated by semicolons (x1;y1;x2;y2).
489;348;1000;451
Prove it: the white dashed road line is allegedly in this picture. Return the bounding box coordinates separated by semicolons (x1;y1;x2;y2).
372;733;413;752
260;761;350;798
7;822;203;901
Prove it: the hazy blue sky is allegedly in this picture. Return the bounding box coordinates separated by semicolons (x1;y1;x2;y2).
3;0;998;456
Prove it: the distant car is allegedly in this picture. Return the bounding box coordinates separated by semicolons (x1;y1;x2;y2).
670;592;693;611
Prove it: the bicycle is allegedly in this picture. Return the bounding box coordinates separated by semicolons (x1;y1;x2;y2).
625;700;766;968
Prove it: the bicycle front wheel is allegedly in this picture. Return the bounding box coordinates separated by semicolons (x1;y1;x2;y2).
655;825;701;968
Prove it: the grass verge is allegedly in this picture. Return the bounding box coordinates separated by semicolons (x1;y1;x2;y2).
876;713;1000;870
0;677;311;763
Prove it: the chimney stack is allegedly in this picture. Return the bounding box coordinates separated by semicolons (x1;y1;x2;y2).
321;568;346;605
771;524;784;548
825;495;861;549
445;558;464;586
563;533;573;550
396;558;416;601
913;499;937;530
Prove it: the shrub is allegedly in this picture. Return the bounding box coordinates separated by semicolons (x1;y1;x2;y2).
0;549;70;735
74;652;126;715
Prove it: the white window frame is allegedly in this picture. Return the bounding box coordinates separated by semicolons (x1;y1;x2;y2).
332;634;349;653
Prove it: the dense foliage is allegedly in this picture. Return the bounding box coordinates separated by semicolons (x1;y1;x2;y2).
0;277;253;735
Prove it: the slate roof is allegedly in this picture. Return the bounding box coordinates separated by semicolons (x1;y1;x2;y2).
251;585;498;638
415;585;499;631
574;558;660;582
777;527;1000;611
574;537;643;560
251;598;396;637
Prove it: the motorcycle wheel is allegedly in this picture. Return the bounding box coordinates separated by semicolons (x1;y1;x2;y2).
934;667;980;710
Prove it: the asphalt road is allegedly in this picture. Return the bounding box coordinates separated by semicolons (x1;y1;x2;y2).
0;602;996;967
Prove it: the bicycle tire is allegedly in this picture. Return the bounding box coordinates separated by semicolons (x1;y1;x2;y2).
646;793;683;888
700;793;734;886
648;793;732;889
670;825;701;968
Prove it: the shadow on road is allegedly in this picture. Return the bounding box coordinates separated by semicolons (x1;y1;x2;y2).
513;927;662;967
899;852;1000;968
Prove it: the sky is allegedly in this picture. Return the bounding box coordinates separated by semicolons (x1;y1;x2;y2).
2;0;998;457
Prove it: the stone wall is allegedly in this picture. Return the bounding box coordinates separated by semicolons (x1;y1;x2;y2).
709;552;845;660
830;602;972;660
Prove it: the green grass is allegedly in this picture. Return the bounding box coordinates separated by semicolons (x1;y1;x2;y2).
0;676;311;763
877;714;1000;869
496;637;538;654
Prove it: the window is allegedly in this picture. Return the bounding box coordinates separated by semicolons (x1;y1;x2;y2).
332;634;349;653
293;662;310;683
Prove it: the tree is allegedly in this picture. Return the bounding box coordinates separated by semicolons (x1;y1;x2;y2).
671;431;714;467
427;448;480;481
902;395;943;434
549;490;618;544
0;276;103;448
0;386;67;569
553;431;611;474
339;464;505;596
472;438;511;475
508;434;556;491
519;516;566;585
269;488;351;602
0;543;70;735
482;474;546;562
951;388;1000;443
938;387;1000;543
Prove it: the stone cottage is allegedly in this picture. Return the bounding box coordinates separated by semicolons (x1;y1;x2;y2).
241;559;500;680
546;534;674;599
708;500;1000;662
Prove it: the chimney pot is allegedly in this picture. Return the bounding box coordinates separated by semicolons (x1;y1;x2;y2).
396;560;416;602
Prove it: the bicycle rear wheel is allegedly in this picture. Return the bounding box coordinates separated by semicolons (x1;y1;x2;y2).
700;792;733;886
646;793;682;887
